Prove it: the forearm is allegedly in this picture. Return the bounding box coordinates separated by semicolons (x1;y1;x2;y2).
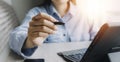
9;25;36;58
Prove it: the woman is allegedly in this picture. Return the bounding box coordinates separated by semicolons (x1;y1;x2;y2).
9;0;105;58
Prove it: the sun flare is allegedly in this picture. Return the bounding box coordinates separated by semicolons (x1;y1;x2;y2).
77;0;107;20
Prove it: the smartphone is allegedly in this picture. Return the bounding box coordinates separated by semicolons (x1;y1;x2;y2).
24;59;44;62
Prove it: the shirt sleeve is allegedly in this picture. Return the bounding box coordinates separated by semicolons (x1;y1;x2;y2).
21;46;38;56
9;7;40;58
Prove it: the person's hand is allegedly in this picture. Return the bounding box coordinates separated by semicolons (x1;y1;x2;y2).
24;13;57;48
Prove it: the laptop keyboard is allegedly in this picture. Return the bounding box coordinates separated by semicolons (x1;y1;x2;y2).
57;48;87;62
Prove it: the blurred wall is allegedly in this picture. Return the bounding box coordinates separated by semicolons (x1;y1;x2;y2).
105;0;120;22
11;0;33;23
9;0;43;23
1;0;12;5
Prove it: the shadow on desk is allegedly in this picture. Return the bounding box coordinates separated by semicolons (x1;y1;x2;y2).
7;50;24;62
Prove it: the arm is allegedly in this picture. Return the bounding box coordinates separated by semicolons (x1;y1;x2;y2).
9;7;57;58
9;8;39;58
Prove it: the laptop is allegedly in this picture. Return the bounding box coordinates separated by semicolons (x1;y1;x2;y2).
58;22;120;62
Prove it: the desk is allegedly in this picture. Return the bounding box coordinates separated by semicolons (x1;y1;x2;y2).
7;41;91;62
6;41;120;62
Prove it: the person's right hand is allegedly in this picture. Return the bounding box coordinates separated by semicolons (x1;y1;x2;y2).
24;13;57;48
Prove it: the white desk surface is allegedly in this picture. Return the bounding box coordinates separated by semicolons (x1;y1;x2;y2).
6;41;120;62
7;41;91;62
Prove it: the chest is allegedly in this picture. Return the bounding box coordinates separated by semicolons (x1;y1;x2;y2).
45;15;91;42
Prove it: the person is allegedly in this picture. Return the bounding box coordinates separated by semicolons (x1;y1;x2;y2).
9;0;106;58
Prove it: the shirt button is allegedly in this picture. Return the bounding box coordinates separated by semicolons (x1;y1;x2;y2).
63;34;66;36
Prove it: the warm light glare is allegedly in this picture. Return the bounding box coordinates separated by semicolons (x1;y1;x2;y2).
77;0;107;20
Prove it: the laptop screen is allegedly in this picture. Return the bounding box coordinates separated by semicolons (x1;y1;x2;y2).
80;22;120;62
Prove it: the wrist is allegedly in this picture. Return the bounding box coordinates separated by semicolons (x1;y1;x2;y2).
24;37;35;48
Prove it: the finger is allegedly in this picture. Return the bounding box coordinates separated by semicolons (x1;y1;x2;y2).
34;13;58;22
32;32;49;38
30;19;57;30
29;26;55;34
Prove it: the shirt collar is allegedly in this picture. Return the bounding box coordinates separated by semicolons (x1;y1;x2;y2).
45;3;58;16
68;2;77;16
46;2;77;17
